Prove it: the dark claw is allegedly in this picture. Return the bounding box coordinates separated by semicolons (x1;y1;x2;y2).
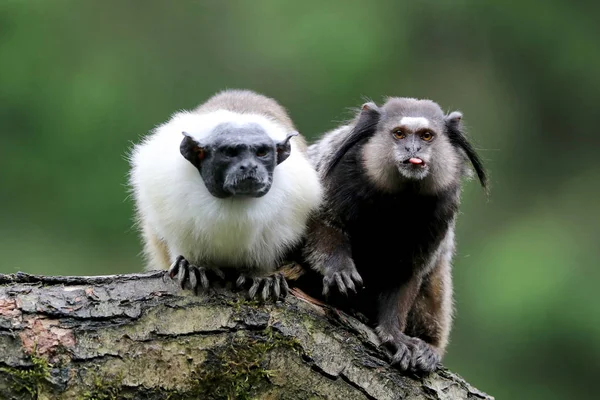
261;277;272;301
179;260;190;289
198;267;209;289
236;274;246;288
214;268;225;280
392;344;412;371
280;273;289;297
168;255;184;279
322;276;331;296
351;271;364;287
334;273;347;295
273;275;281;299
168;256;214;294
342;272;356;293
189;267;199;294
248;277;261;299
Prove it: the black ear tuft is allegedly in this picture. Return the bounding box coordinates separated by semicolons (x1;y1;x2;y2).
444;113;488;193
276;131;298;165
324;102;381;177
180;132;203;168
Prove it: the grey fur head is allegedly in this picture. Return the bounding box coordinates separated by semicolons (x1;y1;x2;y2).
180;122;297;198
324;97;488;194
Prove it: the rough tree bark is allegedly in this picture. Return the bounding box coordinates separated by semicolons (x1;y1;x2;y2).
0;271;493;400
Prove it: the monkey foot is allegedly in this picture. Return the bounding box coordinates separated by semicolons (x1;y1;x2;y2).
235;272;289;302
413;340;441;373
168;255;225;294
375;327;440;373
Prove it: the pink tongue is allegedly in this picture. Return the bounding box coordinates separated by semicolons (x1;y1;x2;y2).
409;157;423;165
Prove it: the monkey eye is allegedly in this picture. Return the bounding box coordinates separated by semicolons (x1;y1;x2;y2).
222;147;239;157
255;147;269;157
420;131;434;141
392;128;406;139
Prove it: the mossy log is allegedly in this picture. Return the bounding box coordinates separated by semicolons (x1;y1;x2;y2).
0;271;493;400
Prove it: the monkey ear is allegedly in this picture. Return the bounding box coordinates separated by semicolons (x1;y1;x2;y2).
445;111;463;128
443;112;488;192
323;102;382;177
180;131;206;168
361;101;378;112
275;131;298;165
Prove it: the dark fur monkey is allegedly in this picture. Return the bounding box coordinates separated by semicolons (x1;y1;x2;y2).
128;89;323;300
302;97;488;373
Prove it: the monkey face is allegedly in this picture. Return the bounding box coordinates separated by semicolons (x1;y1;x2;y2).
327;97;487;193
180;123;295;198
387;116;440;181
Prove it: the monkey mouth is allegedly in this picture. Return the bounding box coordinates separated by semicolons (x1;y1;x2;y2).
403;157;425;167
225;176;271;197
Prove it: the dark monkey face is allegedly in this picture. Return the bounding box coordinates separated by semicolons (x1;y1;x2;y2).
180;122;296;198
324;98;487;192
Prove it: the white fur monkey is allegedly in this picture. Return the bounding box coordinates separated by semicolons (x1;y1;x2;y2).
128;89;323;300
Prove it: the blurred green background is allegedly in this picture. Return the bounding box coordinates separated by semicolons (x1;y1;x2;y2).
1;0;598;398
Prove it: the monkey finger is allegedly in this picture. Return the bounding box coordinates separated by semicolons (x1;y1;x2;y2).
334;273;347;295
351;271;364;287
280;273;289;298
168;255;184;279
414;343;440;372
236;274;247;288
272;276;281;299
341;272;356;293
261;277;272;301
197;266;210;289
392;345;412;371
211;267;225;280
248;278;261;299
322;277;332;296
179;260;190;290
188;267;199;294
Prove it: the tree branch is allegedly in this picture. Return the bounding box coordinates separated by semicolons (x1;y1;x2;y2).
0;271;493;400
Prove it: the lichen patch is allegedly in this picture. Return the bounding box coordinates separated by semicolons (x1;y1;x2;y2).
0;298;22;327
19;316;76;358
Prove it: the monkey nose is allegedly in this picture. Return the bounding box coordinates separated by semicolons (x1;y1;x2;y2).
239;163;257;172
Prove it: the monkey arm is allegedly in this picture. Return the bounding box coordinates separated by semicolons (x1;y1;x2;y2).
302;214;363;296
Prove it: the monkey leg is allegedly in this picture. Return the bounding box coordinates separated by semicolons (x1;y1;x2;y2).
168;255;225;295
234;270;289;302
140;223;172;271
405;256;454;371
375;275;439;373
302;217;363;296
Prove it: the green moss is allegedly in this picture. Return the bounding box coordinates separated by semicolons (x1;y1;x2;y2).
226;297;262;311
0;350;51;397
190;327;302;400
81;373;124;400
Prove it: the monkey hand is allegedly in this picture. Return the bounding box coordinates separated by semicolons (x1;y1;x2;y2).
168;255;225;294
376;326;440;373
322;259;363;296
235;272;289;302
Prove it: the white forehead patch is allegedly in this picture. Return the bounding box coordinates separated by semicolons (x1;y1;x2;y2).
400;117;429;130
